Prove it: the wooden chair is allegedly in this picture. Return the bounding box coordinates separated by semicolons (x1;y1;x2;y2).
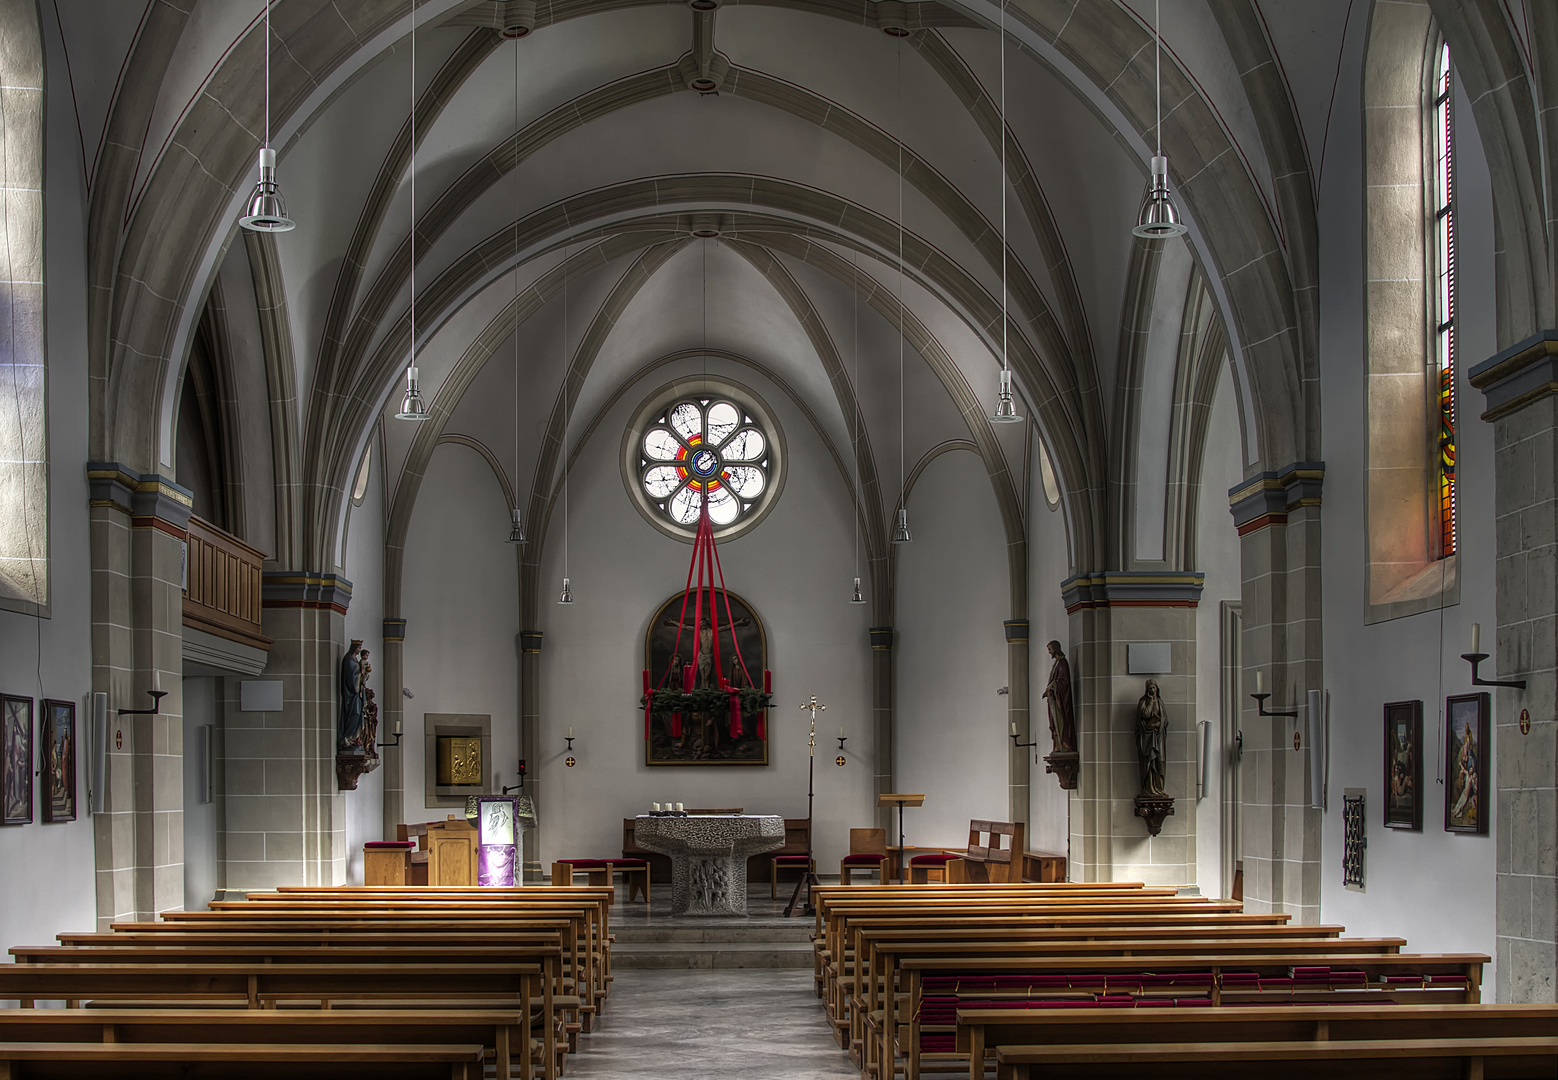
958;820;1025;883
768;818;814;897
909;851;959;884
840;829;888;885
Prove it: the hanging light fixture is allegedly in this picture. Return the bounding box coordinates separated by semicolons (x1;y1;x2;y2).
394;4;431;421
239;1;295;232
987;1;1024;425
890;39;912;546
557;577;574;605
1132;0;1188;240
850;577;867;605
505;36;527;544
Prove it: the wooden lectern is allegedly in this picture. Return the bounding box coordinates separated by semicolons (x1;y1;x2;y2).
877;793;925;884
424;816;479;886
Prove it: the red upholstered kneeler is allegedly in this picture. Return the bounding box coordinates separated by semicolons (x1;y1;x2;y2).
909;850;958;884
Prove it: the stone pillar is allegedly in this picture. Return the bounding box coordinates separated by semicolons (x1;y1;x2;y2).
380;618;406;841
870;626;895;833
223;572;351;891
1470;331;1558;1002
520;629;543;880
87;466;191;925
1229;464;1326;922
1060;574;1203;887
1004;619;1031;825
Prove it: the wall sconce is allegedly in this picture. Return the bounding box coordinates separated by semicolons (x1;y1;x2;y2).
1462;622;1525;690
1250;670;1297;718
564;728;576;767
1010;721;1037;763
118;690;168;717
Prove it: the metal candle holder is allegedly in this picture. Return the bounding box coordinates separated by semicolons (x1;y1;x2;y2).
118;690;168;716
1460;653;1525;690
1250;693;1297;719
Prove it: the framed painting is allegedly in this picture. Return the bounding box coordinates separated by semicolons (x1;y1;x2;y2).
1382;699;1422;830
1444;692;1490;835
643;588;768;766
2;695;32;825
41;699;76;823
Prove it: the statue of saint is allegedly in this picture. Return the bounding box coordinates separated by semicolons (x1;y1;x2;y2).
1041;640;1075;753
339;640;365;750
1136;679;1167;796
360;688;379;755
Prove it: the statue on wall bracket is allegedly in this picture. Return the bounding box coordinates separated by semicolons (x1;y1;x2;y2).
1133;678;1174;836
1041;640;1079;790
336;639;380;791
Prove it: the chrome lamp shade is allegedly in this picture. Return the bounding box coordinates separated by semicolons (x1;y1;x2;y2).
1133;155;1188;239
890;507;912;544
557;577;574;604
239;148;295;233
507;507;527;544
988;368;1023;424
849;576;868;605
394;364;431;421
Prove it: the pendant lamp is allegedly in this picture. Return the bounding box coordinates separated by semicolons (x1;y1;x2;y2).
505;38;527;544
890;39;912;546
1132;0;1188;240
557;577;574;605
238;1;294;232
987;1;1024;424
394;4;431;421
850;577;867;605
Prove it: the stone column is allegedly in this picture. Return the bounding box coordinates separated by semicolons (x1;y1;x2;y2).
380;619;406;840
520;629;543;880
1004;619;1031;826
870;626;895;833
1060;574;1202;887
1229;465;1326;922
1470;331;1558;1002
223;573;351;891
87;466;191;926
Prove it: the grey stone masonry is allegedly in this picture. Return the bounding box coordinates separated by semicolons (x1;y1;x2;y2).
1472;335;1558;1002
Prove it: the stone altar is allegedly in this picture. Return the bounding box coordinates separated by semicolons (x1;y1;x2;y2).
632;814;785;916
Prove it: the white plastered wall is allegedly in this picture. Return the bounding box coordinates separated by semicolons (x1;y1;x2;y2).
1317;39;1497;987
342;440;387;881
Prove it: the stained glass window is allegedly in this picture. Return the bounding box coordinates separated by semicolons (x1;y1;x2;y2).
639;396;772;528
1431;41;1456;558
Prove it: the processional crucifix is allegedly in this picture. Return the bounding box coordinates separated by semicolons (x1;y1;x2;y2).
783;695;825;917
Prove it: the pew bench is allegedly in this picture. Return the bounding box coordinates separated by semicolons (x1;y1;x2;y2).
958;1002;1558;1080
992;1037;1558;1080
0;1007;544;1080
0;1041;488;1079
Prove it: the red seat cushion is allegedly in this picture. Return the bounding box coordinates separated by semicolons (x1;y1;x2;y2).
364;841;416;850
910;852;958;865
841;854;887;865
560;858;611;868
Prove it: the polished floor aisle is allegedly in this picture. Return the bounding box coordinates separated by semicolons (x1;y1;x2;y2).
565;967;859;1079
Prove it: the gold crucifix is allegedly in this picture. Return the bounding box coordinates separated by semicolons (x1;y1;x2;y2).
799;696;825;752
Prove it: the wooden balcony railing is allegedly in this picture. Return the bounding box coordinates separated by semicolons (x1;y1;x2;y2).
183;515;271;652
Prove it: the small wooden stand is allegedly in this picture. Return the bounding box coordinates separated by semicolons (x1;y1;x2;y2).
877;793;925;884
424;816;479;885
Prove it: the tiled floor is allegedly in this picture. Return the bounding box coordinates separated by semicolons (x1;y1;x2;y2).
566;967;858;1079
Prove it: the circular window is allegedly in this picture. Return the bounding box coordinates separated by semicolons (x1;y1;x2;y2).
622;377;785;541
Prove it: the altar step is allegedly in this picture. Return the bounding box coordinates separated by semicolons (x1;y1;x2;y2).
612;923;814;969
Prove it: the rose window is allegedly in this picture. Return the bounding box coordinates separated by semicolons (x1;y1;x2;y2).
639;397;772;527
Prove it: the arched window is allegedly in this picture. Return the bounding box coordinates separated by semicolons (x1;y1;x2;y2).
0;3;46;615
1430;41;1457;558
1361;9;1457;622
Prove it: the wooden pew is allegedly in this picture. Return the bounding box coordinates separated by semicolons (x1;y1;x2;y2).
0;1041;487;1079
0;1007;539;1080
992;1037;1558;1080
958;1002;1558;1080
890;952;1488;1080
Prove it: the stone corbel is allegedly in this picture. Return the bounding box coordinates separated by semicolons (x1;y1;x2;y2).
1043;750;1079;790
1134;794;1174;836
336;747;379;791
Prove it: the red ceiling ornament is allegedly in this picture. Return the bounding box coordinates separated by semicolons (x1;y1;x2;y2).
641;499;772;742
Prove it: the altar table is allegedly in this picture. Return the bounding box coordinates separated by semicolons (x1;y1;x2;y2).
631;815;785;916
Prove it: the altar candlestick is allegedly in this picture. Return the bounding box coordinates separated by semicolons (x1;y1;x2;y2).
1471;623;1481;654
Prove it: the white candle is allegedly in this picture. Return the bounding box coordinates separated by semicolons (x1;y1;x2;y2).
1255;670;1263;695
675;802;684;812
652;803;661;812
394;718;402;735
1471;623;1481;655
1010;721;1017;736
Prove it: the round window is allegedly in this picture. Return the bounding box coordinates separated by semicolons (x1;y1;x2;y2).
622;378;785;541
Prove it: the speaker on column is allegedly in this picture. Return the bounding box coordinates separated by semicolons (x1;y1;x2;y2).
1306;689;1327;810
89;692;108;815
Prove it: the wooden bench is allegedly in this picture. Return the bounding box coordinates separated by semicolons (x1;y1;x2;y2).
992;1037;1558;1079
550;858;650;903
0;1041;488;1079
954;820;1025;884
0;1007;541;1080
959;1001;1558;1080
889;952;1488;1080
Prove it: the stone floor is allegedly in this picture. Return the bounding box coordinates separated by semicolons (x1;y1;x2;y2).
566;968;857;1079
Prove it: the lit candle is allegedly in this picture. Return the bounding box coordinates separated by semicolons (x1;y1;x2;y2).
1255;670;1263;695
1471;623;1481;655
